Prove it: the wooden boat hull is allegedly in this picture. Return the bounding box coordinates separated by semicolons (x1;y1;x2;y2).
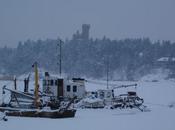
0;107;76;118
7;110;76;118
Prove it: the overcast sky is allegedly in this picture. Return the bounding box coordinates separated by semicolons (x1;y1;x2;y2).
0;0;175;47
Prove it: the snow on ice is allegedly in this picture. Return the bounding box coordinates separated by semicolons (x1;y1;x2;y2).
0;75;175;130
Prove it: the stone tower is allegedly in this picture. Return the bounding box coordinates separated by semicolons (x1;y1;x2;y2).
81;24;90;40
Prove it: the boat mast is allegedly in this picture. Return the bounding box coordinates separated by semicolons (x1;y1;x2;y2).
34;62;40;108
57;39;63;77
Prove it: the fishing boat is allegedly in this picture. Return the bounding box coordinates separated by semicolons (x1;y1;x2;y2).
0;62;76;118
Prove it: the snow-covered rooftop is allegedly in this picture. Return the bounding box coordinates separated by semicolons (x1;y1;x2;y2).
157;57;175;62
157;57;169;62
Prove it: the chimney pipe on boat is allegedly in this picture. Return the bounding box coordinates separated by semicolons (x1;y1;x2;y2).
33;62;40;108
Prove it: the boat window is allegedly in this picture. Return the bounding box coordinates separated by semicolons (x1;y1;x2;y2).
112;90;114;98
73;85;77;92
99;91;105;99
106;92;111;98
50;80;54;86
67;85;71;92
55;80;58;85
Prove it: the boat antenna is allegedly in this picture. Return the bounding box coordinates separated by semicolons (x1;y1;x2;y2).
106;56;109;89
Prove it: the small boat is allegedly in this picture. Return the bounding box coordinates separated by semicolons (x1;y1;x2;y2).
0;62;76;118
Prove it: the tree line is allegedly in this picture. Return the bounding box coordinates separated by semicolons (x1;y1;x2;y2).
0;37;175;80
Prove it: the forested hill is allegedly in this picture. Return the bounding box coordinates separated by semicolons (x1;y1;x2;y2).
0;37;175;80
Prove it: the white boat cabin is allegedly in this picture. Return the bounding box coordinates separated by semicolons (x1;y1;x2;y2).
97;89;114;105
42;72;86;100
97;89;114;100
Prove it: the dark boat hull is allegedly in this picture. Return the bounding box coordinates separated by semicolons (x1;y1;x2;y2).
0;107;76;118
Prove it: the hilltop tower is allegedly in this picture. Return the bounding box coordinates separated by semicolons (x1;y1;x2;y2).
72;24;90;41
81;24;90;40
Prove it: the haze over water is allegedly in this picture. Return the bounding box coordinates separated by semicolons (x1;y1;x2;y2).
0;0;175;47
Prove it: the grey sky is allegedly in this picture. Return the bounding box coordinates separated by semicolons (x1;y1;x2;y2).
0;0;175;47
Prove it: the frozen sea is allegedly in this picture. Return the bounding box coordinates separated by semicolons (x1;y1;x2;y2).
0;77;175;130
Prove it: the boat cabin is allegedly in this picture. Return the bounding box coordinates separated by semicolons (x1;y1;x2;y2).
97;89;114;105
97;89;114;100
42;72;86;100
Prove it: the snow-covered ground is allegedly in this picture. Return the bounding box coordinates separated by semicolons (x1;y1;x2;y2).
0;78;175;130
